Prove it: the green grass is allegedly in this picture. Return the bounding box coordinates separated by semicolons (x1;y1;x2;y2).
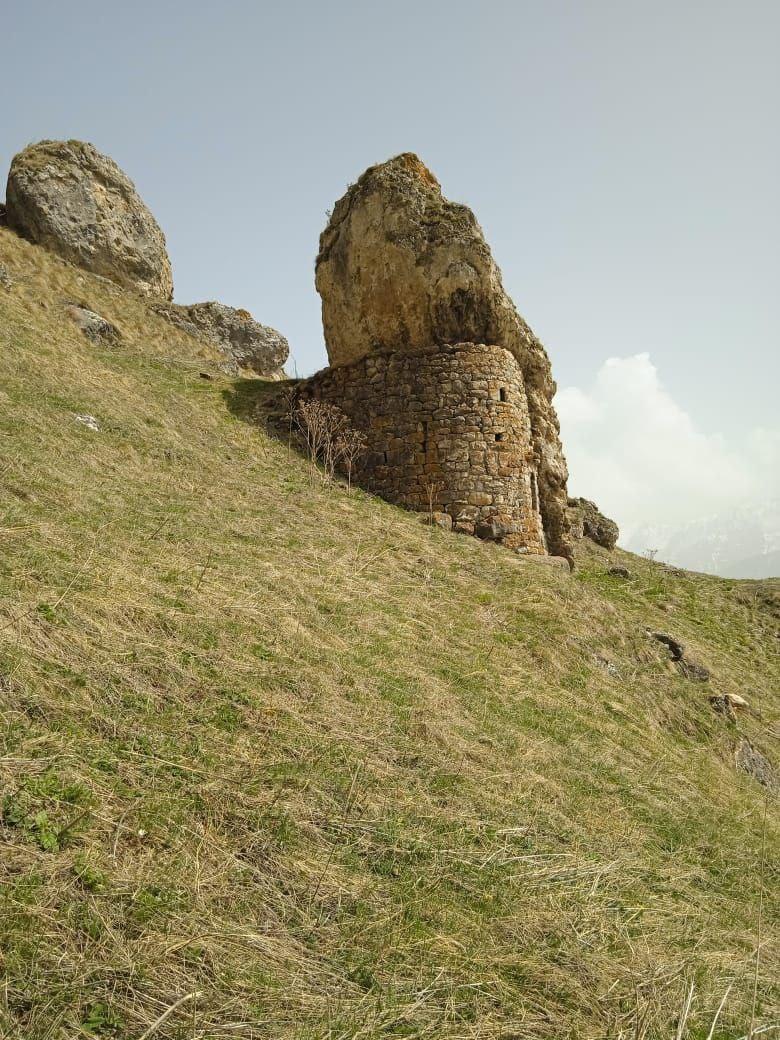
0;226;778;1039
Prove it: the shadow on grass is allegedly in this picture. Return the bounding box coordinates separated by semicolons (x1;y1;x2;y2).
221;376;296;425
221;376;379;499
221;376;314;470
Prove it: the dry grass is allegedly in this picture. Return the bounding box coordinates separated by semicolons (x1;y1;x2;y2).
0;226;778;1039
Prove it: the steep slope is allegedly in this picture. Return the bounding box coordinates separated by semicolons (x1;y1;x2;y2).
0;227;777;1040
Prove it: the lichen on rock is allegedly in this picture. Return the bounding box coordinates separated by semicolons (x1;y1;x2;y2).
152;300;288;378
6;140;173;299
65;303;120;344
735;739;776;789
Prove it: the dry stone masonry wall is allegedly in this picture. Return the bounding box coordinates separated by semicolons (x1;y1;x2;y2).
299;343;547;552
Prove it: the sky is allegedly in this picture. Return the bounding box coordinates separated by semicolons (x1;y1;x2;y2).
2;0;778;549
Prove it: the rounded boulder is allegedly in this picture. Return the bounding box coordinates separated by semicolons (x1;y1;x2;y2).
6;139;173;299
153;300;289;377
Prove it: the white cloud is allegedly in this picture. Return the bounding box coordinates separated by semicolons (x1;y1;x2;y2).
555;354;780;544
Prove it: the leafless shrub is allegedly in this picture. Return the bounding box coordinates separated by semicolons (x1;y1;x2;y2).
334;426;367;491
275;382;299;449
294;398;340;481
294;397;365;487
423;477;443;526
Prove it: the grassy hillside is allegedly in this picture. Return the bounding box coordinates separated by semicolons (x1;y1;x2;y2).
0;226;777;1040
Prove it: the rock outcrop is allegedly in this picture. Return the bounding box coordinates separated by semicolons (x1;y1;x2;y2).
314;153;570;557
65;303;120;344
735;739;776;789
6;140;173;299
650;631;710;682
567;497;619;550
153;301;288;378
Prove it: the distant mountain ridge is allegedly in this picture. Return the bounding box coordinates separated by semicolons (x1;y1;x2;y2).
627;501;780;577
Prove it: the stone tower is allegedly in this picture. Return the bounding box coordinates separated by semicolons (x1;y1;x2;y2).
308;153;571;558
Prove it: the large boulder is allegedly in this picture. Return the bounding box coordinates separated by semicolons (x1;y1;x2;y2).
153;300;288;378
567;497;619;550
315;153;570;557
6;140;173;299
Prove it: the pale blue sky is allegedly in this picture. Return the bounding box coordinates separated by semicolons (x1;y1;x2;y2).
3;0;779;542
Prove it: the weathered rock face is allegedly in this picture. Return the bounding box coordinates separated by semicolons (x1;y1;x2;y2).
153;301;288;378
567;497;619;550
6;140;173;299
315;153;570;557
0;262;11;289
